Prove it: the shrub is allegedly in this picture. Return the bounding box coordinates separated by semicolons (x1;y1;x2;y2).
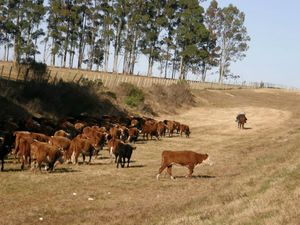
118;82;145;107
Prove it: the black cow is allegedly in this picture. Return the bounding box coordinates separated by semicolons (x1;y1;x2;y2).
117;143;136;168
0;132;15;171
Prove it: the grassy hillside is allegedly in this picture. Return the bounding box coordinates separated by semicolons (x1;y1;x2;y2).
1;87;300;225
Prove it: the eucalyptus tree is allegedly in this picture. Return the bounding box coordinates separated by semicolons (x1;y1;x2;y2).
139;0;167;77
122;0;147;74
76;0;92;68
175;0;209;80
0;0;16;61
8;0;46;64
206;0;250;83
47;0;65;66
22;0;45;60
111;0;126;73
99;0;114;72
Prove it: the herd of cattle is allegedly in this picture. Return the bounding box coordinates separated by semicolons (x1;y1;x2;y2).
0;114;191;173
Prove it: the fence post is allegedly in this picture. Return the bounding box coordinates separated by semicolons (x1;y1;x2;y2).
16;67;21;81
8;66;13;81
0;65;4;79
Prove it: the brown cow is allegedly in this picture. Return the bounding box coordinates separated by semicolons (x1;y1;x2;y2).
141;120;159;140
173;121;181;134
164;120;176;137
156;150;213;180
127;127;139;143
179;124;191;137
54;130;71;138
157;121;167;137
30;141;64;172
18;136;34;170
66;136;94;164
49;136;71;152
236;113;247;129
107;138;122;163
14;131;50;158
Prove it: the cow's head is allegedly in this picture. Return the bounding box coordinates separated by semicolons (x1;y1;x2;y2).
202;154;213;166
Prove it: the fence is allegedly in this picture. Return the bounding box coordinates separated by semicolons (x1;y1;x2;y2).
0;60;296;91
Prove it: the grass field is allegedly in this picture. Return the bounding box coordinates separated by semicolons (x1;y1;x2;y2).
1;88;300;225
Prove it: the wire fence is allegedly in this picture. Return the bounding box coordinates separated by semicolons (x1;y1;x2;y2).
0;60;298;91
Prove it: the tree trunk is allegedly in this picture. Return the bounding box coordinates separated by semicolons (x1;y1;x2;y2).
51;38;56;66
179;56;184;80
122;47;129;74
113;19;123;73
129;31;137;74
13;4;21;66
77;14;86;69
88;31;95;70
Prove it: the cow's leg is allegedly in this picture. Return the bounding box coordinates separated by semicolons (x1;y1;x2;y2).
82;153;86;164
157;163;167;180
167;165;175;180
38;162;42;173
21;156;25;170
187;165;194;178
127;156;131;167
74;152;80;165
88;152;92;164
117;156;121;168
121;156;125;168
1;158;4;171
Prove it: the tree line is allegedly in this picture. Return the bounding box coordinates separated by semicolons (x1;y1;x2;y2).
0;0;250;82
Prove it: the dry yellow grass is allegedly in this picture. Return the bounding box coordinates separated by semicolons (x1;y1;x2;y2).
1;88;300;225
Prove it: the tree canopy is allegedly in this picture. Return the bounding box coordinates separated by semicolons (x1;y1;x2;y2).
0;0;250;82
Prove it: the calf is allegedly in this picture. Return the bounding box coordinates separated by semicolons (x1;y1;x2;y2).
117;143;136;168
156;150;213;180
236;113;247;129
179;124;190;137
30;141;64;172
127;127;139;143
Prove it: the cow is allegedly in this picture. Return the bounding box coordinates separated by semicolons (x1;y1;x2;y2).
107;138;122;163
157;121;167;137
179;124;191;137
0;132;15;171
66;136;94;164
164;120;176;137
109;126;122;139
117;143;136;168
54;129;71;138
156;150;213;180
173;121;181;134
14;131;50;158
30;141;64;172
18;136;34;170
127;127;139;143
236;113;247;129
49;136;71;153
141;120;159;140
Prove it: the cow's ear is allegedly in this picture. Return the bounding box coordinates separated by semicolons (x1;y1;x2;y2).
133;147;137;150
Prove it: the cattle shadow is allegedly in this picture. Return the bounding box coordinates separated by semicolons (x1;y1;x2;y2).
128;164;145;168
243;127;252;130
175;174;216;179
0;168;23;172
52;167;79;173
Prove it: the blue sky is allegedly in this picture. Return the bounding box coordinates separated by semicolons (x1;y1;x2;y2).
199;0;300;88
